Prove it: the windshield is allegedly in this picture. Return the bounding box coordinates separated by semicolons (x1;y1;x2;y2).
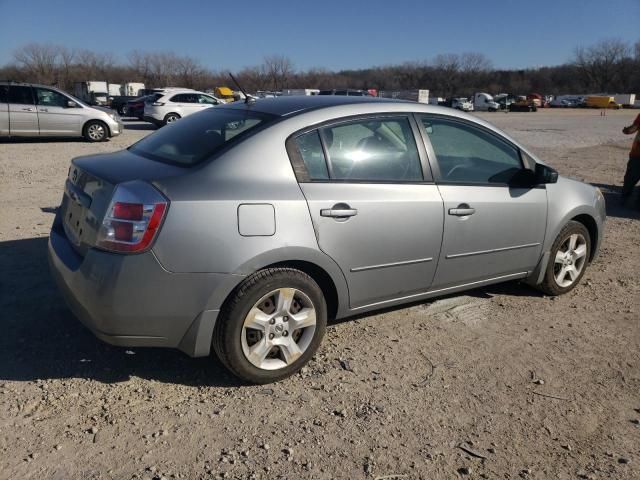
129;108;276;166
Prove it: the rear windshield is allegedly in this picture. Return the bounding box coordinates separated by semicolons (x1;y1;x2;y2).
129;108;276;166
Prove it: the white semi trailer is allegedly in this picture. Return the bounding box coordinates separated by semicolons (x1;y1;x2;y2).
73;81;109;105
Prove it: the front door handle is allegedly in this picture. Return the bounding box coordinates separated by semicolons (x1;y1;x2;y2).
22;107;35;112
320;205;358;218
448;204;476;216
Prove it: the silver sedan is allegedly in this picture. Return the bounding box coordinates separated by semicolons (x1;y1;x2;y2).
48;96;605;383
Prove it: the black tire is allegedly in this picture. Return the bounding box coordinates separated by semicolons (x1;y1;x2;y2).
83;120;108;142
538;221;591;296
213;268;327;384
118;105;127;116
163;113;181;125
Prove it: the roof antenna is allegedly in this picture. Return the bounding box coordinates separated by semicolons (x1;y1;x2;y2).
229;72;255;105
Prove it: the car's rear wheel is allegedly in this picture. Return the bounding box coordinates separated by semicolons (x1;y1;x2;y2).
83;120;108;142
538;221;591;296
213;268;327;384
164;113;181;125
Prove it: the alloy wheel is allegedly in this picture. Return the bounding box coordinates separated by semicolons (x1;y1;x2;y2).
553;233;588;288
241;288;317;370
87;123;105;141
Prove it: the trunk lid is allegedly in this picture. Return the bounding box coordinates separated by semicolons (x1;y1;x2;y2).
60;150;185;256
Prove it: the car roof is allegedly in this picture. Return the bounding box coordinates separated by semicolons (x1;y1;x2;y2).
220;95;408;116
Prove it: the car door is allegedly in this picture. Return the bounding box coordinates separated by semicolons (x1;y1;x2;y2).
172;93;200;117
0;85;9;135
291;115;444;309
34;87;83;136
7;85;39;136
417;114;547;290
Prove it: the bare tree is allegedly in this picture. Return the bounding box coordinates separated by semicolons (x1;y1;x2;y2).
13;43;61;84
262;55;294;90
460;52;492;73
573;39;630;92
432;53;461;97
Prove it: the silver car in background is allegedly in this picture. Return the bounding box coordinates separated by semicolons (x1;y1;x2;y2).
48;96;605;383
0;81;123;142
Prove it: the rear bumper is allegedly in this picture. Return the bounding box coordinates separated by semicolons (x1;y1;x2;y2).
47;222;242;357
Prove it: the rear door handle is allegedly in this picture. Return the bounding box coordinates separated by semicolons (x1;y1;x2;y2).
39;108;48;112
320;207;358;218
448;204;476;216
22;107;35;112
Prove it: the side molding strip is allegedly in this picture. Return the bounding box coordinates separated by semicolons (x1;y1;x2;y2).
351;257;433;272
445;242;541;260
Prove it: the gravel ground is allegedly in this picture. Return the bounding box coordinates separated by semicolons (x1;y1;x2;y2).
1;110;639;480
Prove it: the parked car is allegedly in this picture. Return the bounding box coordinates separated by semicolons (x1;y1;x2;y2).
451;97;474;111
318;89;372;96
48;96;605;383
122;95;149;120
527;93;547;108
549;95;580;108
143;89;223;126
509;96;538;112
494;93;516;111
0;81;123;142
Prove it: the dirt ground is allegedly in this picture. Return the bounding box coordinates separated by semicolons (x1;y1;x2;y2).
1;109;639;480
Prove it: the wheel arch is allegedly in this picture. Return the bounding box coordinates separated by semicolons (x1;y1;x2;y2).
205;246;350;320
571;213;598;262
263;260;340;320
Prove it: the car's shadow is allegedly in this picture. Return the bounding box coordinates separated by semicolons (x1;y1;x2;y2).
0;236;244;388
590;183;640;220
124;123;156;131
0;137;86;144
1;233;551;388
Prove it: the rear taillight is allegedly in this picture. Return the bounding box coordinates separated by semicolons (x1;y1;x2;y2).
96;181;168;254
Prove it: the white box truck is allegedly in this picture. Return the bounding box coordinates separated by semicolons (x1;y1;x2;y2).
73;81;109;105
613;94;636;107
108;83;121;96
123;82;146;97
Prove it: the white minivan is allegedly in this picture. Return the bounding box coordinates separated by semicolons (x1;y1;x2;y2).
0;81;123;142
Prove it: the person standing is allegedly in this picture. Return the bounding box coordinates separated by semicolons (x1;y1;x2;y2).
622;113;640;205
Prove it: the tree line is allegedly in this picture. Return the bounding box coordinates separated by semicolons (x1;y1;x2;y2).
1;39;639;98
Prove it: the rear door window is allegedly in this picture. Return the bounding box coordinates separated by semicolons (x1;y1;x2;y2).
320;117;423;182
0;85;8;103
8;86;34;105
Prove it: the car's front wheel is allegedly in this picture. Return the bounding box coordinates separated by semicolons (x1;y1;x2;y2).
213;268;327;384
83;120;108;142
539;221;591;295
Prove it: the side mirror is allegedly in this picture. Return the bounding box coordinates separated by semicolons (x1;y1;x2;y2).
535;163;558;184
67;100;77;108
